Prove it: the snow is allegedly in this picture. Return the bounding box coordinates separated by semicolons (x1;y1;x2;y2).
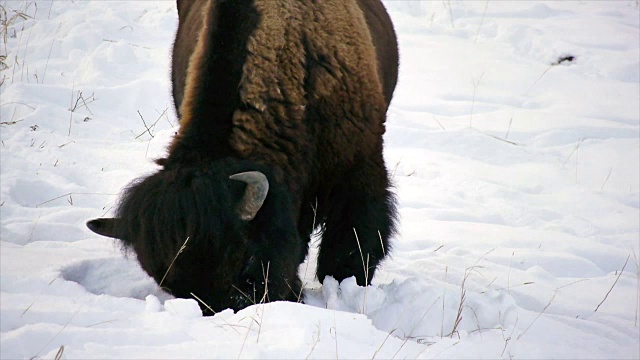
1;1;638;359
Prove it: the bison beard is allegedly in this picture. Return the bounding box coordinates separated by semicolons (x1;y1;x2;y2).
87;0;399;314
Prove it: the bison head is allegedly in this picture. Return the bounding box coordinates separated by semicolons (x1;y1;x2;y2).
85;162;288;313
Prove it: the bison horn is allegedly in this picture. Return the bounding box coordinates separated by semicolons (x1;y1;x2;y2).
229;171;269;221
86;218;120;238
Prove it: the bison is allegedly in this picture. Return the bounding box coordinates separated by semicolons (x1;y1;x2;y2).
87;0;399;313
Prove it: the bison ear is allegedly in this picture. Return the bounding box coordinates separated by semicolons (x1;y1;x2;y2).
86;218;120;239
229;171;269;221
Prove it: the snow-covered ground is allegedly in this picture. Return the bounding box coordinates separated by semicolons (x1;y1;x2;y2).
1;1;638;358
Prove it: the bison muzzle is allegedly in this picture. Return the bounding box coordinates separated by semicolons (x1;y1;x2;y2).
87;0;399;313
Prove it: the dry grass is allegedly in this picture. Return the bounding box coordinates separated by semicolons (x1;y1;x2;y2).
353;228;370;314
444;0;454;28
433;115;446;130
134;106;172;140
158;237;190;288
391;296;441;359
600;167;613;191
500;315;518;357
190;292;216;315
235;260;274;358
562;139;584;167
53;345;65;360
68;87;98;136
441;266;448;338
305;323;321;360
33;305;82;359
237;316;254;359
35;191;118;207
1;2;38;85
469;73;484;128
507;251;514;294
594;254;630;313
505;115;513;140
0;53;7;72
562;138;585;184
524;55;574;96
371;329;396;360
474;1;489;43
449;272;467;338
516;290;557;340
40;22;60;84
631;249;640;328
1;2;36;53
1;3;74;86
447;248;495;338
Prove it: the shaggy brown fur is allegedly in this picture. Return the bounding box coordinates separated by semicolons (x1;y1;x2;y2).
88;0;399;313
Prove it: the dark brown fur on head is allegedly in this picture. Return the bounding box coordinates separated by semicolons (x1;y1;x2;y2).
105;159;302;313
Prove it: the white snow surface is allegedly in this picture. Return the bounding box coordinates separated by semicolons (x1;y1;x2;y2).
1;1;639;359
